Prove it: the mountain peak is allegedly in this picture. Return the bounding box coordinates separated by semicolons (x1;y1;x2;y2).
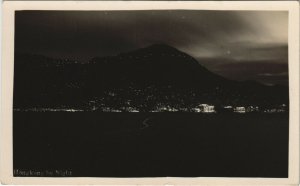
142;43;179;53
117;43;190;61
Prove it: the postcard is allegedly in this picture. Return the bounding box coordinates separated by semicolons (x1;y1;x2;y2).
1;1;299;185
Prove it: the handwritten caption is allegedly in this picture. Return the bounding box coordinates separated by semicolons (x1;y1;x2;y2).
14;169;72;177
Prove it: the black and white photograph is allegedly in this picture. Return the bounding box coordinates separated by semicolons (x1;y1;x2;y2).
1;1;299;185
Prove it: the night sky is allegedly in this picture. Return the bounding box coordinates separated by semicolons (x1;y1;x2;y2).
15;10;288;86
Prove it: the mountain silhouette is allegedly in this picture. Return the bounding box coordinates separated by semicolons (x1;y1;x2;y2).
14;44;289;110
90;44;229;88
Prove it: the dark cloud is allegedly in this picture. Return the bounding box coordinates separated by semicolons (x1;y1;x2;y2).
15;10;288;85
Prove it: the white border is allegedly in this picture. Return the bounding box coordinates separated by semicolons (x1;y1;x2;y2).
1;1;299;185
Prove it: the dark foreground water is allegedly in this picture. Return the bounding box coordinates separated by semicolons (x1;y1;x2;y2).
13;112;288;177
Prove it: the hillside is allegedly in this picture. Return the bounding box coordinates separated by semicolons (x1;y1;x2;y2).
13;44;289;111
